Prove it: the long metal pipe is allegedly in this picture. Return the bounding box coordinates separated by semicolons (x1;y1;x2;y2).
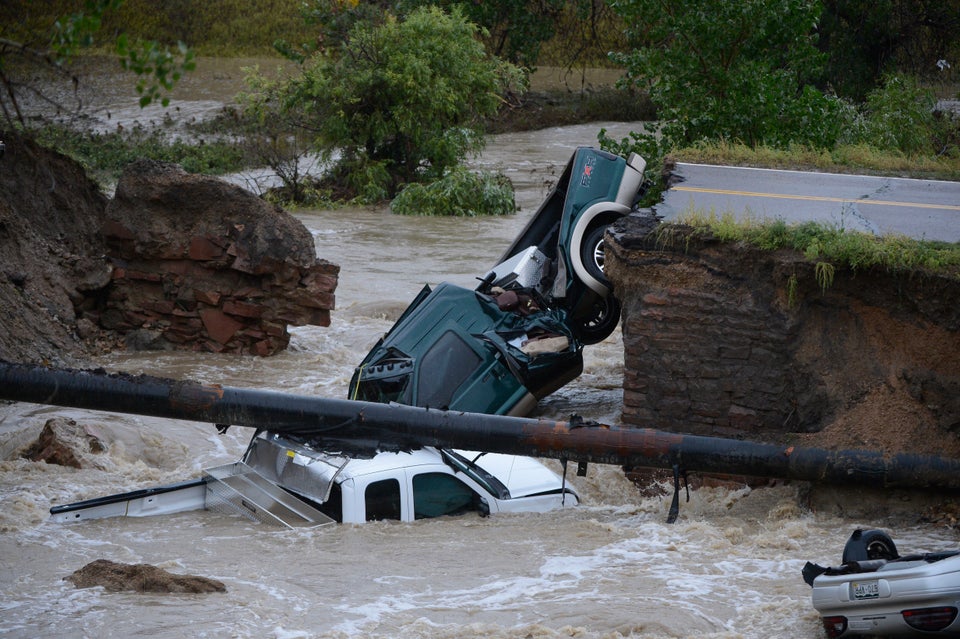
2;360;960;491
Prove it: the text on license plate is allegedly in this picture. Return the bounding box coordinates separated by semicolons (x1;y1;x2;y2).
852;580;880;600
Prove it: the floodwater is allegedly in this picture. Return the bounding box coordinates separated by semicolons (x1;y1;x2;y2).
2;59;958;639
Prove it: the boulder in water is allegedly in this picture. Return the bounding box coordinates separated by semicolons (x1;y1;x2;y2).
65;559;226;593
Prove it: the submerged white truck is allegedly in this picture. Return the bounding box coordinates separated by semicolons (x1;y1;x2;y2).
50;431;579;527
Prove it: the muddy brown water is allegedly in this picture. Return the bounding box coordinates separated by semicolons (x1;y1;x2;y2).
1;60;957;639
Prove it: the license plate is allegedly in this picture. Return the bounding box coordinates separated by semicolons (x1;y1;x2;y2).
852;580;880;600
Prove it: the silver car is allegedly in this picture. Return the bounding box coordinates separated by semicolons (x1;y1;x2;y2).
805;529;960;637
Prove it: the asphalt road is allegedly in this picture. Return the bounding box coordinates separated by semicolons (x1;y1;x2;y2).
654;163;960;242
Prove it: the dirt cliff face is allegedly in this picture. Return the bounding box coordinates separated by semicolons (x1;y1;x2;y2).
606;212;960;458
0;133;109;365
0;133;338;363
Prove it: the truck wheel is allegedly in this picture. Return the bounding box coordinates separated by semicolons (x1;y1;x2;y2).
575;293;621;345
841;529;899;563
581;224;611;285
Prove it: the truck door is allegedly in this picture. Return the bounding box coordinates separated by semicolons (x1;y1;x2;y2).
407;470;484;520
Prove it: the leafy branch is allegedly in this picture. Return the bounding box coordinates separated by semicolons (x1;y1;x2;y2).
1;0;194;127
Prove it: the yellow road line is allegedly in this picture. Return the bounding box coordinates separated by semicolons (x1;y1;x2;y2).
673;186;960;212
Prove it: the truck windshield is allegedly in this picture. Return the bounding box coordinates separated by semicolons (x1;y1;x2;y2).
416;330;481;409
353;354;413;404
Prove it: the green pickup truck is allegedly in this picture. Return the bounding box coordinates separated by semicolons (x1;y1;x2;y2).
350;147;647;417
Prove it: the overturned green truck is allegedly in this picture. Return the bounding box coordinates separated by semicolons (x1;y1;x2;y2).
350;146;648;416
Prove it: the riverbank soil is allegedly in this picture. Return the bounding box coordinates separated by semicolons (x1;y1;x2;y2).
485;86;655;134
0;133;110;365
606;212;960;459
0;132;337;363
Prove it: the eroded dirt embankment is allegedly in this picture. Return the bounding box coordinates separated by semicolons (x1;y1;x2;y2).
606;212;960;458
0;133;337;363
0;134;108;365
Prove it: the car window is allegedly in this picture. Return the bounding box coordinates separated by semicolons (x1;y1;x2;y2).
356;373;410;404
417;330;481;409
365;478;401;521
412;472;478;520
353;355;413;404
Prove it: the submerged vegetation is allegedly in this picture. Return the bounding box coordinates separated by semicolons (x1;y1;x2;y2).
391;167;516;217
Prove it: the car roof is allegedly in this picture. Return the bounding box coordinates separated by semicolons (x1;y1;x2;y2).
329;447;448;480
458;450;571;498
303;445;569;499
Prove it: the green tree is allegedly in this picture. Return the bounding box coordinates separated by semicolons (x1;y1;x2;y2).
274;0;394;61
818;0;960;102
398;0;566;69
0;0;194;125
254;5;525;201
608;0;849;149
238;66;321;203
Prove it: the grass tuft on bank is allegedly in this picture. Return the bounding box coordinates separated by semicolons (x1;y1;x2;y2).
674;210;960;280
669;140;960;182
34;123;247;186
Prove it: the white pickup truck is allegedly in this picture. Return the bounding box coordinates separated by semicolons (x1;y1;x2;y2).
50;431;579;526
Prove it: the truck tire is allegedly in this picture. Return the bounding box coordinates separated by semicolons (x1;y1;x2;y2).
842;529;899;563
574;293;621;345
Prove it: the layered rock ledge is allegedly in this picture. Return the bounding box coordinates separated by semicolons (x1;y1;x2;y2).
0;135;338;363
96;160;338;356
605;212;960;458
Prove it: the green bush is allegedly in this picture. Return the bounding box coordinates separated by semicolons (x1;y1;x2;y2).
610;0;831;149
390;167;516;217
857;74;939;155
33;123;246;183
602;0;864;202
343;158;393;205
254;5;525;200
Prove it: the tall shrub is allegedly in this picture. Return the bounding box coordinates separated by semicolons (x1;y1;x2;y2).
860;74;939;155
608;0;850;149
257;6;524;201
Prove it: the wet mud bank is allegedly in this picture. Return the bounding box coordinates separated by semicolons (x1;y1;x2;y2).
606;211;960;460
0;134;109;365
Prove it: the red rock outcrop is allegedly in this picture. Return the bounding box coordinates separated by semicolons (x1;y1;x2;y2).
91;160;339;356
21;417;107;468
